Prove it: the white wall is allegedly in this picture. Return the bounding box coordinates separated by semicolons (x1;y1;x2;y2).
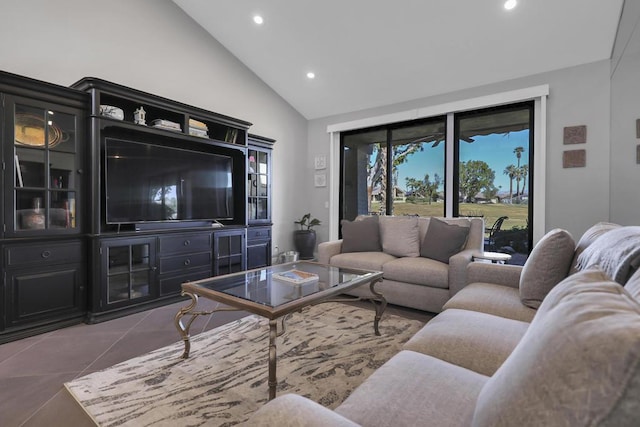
308;60;612;244
0;0;308;256
610;0;640;225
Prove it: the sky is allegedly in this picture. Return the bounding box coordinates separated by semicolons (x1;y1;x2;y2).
395;130;530;194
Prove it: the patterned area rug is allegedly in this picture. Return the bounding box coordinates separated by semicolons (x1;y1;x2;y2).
65;303;425;426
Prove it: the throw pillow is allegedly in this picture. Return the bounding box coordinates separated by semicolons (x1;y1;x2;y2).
519;228;575;309
420;218;469;263
378;216;420;257
340;216;381;253
473;269;640;427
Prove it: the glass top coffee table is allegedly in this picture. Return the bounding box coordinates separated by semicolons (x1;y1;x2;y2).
174;261;385;400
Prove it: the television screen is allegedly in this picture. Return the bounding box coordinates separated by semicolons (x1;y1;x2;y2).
105;138;234;224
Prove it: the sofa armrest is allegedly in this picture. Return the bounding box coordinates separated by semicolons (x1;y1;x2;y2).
467;262;523;289
318;240;343;264
245;394;360;427
448;248;476;296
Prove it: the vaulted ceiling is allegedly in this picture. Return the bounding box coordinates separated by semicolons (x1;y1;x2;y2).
173;0;624;120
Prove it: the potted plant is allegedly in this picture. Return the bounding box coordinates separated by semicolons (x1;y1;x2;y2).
294;213;321;260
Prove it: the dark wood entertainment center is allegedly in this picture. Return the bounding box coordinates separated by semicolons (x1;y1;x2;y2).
0;71;274;342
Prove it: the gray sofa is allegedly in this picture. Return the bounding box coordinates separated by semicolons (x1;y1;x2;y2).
318;216;484;313
246;222;640;426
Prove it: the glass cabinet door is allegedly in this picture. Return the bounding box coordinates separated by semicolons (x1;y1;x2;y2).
248;147;271;224
103;239;156;305
9;98;81;234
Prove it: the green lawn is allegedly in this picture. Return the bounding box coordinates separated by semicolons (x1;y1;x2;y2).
373;201;529;230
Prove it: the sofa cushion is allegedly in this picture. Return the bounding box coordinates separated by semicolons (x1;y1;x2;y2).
420;217;469;263
336;350;487;427
379;216;420;257
443;282;536;323
473;268;640;427
248;394;360;427
403;309;529;376
569;221;621;273
383;257;449;289
330;251;397;272
340;216;381;253
519;228;575;309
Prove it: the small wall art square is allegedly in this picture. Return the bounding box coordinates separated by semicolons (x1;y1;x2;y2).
563;125;587;144
314;173;327;187
637;145;640;164
563;149;586;168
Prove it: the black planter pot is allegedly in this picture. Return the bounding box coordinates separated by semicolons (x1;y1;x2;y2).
294;230;317;260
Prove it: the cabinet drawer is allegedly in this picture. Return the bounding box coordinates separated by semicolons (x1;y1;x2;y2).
247;227;271;240
159;268;212;296
158;233;212;255
5;241;83;267
159;252;212;274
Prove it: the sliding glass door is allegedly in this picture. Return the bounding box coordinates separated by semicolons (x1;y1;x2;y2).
454;102;533;261
339;101;535;263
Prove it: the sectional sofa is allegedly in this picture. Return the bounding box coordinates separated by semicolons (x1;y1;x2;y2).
246;222;640;426
318;215;484;313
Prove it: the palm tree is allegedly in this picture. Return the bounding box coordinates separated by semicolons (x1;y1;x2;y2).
514;146;525;168
514;167;523;203
512;147;525;203
503;165;517;203
519;164;529;198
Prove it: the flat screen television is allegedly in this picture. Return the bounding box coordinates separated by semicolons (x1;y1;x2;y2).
105;138;234;224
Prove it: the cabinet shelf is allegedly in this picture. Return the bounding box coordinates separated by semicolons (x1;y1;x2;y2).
72;77;252;149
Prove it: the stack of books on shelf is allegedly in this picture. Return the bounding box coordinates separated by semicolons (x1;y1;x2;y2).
188;118;209;138
151;119;182;132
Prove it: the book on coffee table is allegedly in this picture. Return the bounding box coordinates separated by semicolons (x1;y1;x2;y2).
272;269;319;284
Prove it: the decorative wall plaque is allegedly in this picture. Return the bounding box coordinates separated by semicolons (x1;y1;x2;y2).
314;173;327;187
636;119;640;139
563;149;586;168
563;125;587;144
637;145;640;164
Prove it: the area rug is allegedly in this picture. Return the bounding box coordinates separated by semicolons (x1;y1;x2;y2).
65;303;425;426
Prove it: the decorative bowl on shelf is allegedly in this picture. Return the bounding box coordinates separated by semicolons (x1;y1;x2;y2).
99;105;124;121
15;114;63;147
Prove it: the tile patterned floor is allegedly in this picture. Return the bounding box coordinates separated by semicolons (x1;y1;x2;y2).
0;299;432;426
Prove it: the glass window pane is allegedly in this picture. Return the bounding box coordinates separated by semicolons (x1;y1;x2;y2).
108;246;130;274
48;110;76;153
49;191;76;229
49;151;75;189
390;121;445;217
108;274;130;303
15;147;45;188
257;198;268;219
15;105;46;148
248;150;257;173
258;174;268;196
16;190;46;230
342;129;387;220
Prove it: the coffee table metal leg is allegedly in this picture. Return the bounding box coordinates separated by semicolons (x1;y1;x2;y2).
174;292;199;359
268;319;278;400
174;292;242;359
369;278;387;336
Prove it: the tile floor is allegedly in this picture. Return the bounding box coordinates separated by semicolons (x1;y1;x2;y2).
0;299;432;426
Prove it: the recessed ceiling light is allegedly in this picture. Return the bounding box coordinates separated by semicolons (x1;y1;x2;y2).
253;15;264;25
504;0;517;10
306;72;316;79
